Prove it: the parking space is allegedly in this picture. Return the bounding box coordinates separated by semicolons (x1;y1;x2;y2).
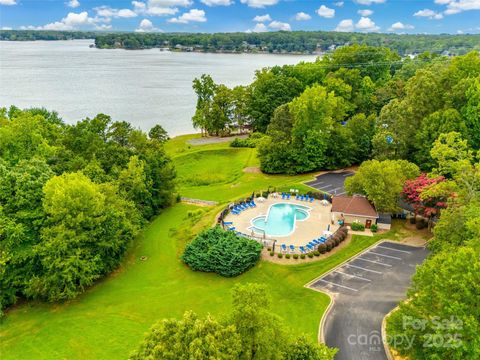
305;171;354;196
308;241;428;360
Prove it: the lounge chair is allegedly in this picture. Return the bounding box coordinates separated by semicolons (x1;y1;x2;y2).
312;239;320;245
231;210;239;215
251;201;257;207
309;196;314;202
227;227;236;231
281;244;287;253
223;221;233;225
287;193;291;200
282;193;286;200
299;246;306;253
306;244;314;252
289;245;295;253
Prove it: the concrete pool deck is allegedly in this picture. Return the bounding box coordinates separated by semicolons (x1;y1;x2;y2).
223;197;339;248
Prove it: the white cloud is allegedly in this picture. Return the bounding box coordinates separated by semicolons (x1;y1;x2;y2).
435;0;452;4
1;26;12;30
253;14;272;22
23;11;110;31
0;0;17;5
95;6;138;18
135;18;161;32
414;8;444;19
66;0;80;8
201;0;233;6
249;23;268;32
354;0;385;4
335;19;354;32
355;16;380;32
334;2;344;7
358;9;373;16
316;5;335;18
388;21;414;31
295;12;311;21
268;20;291;31
168;9;207;23
240;0;279;8
132;0;188;16
442;0;480;15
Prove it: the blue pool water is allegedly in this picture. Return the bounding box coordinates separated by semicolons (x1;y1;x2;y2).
251;203;310;237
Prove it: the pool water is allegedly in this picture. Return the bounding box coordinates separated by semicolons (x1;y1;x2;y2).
251;203;310;237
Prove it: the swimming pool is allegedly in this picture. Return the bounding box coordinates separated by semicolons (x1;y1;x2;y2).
251;203;311;237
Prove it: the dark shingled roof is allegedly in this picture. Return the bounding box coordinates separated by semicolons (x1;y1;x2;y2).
331;196;378;218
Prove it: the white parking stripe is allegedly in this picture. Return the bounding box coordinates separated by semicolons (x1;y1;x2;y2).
376;245;411;254
316;279;358;292
368;251;402;260
318;185;333;190
357;257;392;267
334;270;371;282
345;264;382;274
330;187;342;193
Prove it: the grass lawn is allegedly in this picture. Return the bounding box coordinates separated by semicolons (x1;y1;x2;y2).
0;135;416;359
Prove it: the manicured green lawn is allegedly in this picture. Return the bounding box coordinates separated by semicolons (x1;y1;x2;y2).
0;135;406;359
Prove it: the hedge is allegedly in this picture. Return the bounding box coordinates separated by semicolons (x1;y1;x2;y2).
182;226;262;277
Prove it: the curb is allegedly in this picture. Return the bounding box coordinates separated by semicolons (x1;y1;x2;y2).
382;306;398;360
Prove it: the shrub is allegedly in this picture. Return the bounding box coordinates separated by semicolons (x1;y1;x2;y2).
334;237;342;246
416;219;427;230
293;254;299;259
230;133;266;148
370;224;378;232
182;226;262;277
326;240;334;251
277;253;283;258
307;252;314;258
270;251;274;257
351;222;366;231
318;243;327;254
313;250;320;257
267;247;272;252
300;254;306;259
285;254;291;259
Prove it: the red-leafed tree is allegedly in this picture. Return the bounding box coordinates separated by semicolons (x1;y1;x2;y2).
402;173;449;218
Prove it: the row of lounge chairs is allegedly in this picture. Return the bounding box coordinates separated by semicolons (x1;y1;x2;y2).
280;192;315;202
280;236;329;254
295;194;315;202
230;201;256;215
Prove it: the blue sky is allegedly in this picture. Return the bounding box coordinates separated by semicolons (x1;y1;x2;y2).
1;0;479;34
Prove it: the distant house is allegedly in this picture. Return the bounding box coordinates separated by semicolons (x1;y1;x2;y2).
331;195;379;229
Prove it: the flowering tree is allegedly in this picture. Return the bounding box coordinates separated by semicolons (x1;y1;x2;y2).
402;173;449;218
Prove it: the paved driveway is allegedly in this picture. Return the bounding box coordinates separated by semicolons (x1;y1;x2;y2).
308;241;428;360
305;171;354;196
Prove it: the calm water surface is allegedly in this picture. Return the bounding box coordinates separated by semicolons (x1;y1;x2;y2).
0;40;317;136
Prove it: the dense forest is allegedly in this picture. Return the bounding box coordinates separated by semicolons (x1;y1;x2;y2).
0;108;175;314
1;29;480;55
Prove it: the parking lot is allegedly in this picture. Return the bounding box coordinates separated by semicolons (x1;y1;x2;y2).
305;171;354;196
308;241;428;360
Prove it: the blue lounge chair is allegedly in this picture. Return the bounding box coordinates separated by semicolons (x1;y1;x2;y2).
281;244;287;252
289;245;295;253
319;237;327;243
295;194;299;200
306;244;314;252
299;246;305;253
287;193;291;200
309;196;314;202
223;221;233;225
251;201;257;207
231;210;239;215
227;227;236;231
312;239;320;245
282;193;286;200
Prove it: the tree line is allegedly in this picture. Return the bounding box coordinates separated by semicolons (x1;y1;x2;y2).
2;30;479;56
0;107;175;314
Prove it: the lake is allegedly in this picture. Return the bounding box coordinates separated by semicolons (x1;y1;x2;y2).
0;39;317;136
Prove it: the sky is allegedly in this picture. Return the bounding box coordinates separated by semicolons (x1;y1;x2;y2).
0;0;479;34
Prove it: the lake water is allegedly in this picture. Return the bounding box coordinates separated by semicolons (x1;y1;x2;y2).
0;40;317;136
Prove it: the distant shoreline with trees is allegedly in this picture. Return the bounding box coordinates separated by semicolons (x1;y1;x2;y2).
1;29;480;56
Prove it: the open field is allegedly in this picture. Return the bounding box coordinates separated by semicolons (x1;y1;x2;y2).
0;135;425;359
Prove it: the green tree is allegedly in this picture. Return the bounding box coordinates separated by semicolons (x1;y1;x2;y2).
345;159;420;212
130;311;242;360
148;124;169;143
387;246;480;360
192;74;217;135
430;132;473;179
462;77;480;149
27;173;140;301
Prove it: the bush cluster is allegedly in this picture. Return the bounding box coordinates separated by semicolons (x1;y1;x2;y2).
230;133;266;148
370;223;378;232
182;226;262;277
351;222;366;231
